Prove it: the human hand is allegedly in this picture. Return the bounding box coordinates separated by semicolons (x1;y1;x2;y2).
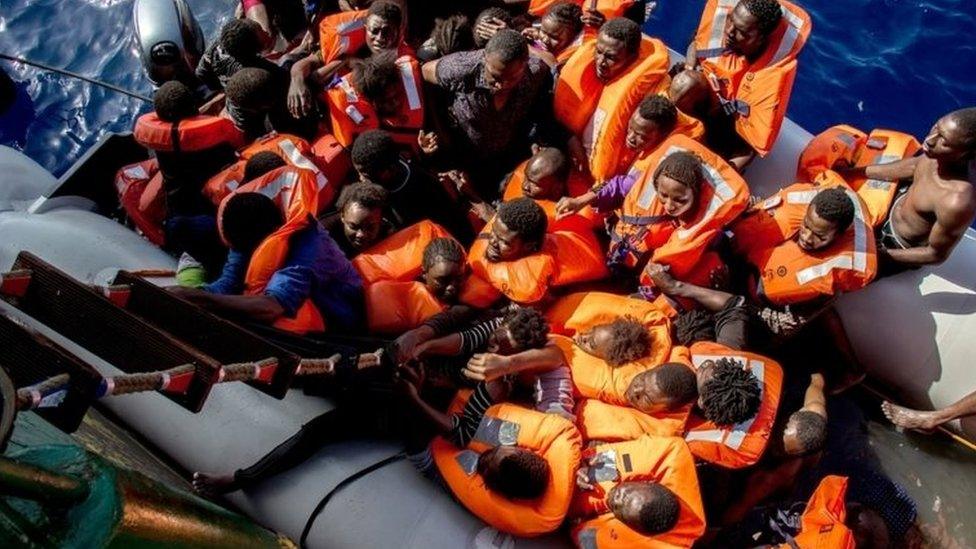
464;353;513;381
580;9;605;28
470;202;496;223
644;262;679;294
474;16;508;43
556;196;584;218
521;26;542;43
576;466;595;490
418;130;439;155
394;326;434;363
287;78;313;119
394;362;425;398
566;136;589;174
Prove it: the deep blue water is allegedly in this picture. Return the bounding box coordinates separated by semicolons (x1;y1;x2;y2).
1;0;974;177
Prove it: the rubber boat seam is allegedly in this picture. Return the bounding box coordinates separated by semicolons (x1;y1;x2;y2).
298;452;406;548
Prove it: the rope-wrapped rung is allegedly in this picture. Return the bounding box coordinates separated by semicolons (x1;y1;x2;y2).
295;349;384;376
15;374;71;411
0;269;32;298
101;284;131;308
98;364;196;397
216;357;278;384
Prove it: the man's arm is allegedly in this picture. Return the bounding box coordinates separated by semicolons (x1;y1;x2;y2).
421;59;441;85
463;344;565;382
171;288;286;323
883;190;976;266
855;156;921;182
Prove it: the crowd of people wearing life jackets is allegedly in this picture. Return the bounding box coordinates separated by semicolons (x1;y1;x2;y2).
114;0;976;546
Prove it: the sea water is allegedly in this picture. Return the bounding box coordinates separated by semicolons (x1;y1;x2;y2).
1;0;974;177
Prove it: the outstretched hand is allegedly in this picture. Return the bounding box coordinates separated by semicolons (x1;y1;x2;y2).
580;9;606;29
418;130;439;155
464;353;513;381
643;262;679;294
394;362;425;398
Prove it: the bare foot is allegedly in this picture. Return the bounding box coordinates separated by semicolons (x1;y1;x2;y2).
881;401;943;432
192;472;239;497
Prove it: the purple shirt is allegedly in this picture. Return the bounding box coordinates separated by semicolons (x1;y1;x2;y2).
594;172;640;213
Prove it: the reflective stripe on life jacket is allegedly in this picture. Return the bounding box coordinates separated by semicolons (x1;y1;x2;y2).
204;133;350;212
776;475;856;549
555;36;670;182
134;113;245;153
467;225;608;304
217;166;325;334
612;134;749;277
115;159;166;246
432;401;583;536
325;55;424;149
798;125;921;227
318;9;368;64
694;0;812;156
570;436;706;548
683;341;783;468
501;160;600;234
732;181;877;305
576;399;686;443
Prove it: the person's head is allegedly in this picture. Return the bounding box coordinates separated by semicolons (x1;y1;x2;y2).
652;151;703;221
350;129;400;187
336;182;388;251
797;188;854;252
221;192;284;252
574;316;652;366
421;237;466;303
431;14;474;57
625;362;698;414
220;18;263;60
626;94;678;152
923;107;976;164
669;69;711;116
846;503;891;549
487;306;550;355
483;29;529;95
782;409;827;456
608;482;681;535
352;51;402;117
485;198;548;262
673;309;716;346
595;18;641;82
697;358;762;427
153;81;198;122
727;0;782;59
537;2;584;54
477;445;550;500
365;1;403;53
473;8;513;48
225;67;277;111
523;147;570;200
243;151;288;183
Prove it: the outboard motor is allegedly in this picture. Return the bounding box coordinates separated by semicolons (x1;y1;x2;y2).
132;0;205;87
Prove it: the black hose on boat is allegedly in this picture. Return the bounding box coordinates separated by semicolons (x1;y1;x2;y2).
299;452;406;548
0;53;152;102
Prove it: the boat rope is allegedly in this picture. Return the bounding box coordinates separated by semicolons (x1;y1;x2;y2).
0;53;152;102
298;452;406;548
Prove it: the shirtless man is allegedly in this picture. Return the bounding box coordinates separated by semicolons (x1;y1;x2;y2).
852;107;976;271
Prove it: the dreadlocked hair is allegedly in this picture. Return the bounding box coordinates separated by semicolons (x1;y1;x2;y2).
603;317;653;366
673;310;716;346
502;307;550;350
699;358;762;426
422;237;465;271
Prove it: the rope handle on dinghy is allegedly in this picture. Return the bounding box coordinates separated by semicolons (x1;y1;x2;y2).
15;374;71;411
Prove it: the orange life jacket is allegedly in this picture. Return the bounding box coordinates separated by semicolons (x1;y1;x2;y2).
352;219;450;284
732;181;877;306
217;166;325;334
555;36;670;182
552;336;691;432
797;125;921;227
528;0;636;18
501;160;600;234
683;341;782;468
610;134;749;278
115;159;166;246
570;436;706;548
133;113;245;153
325;55;424;149
694;0;812;156
544;291;673;358
775;475;856;549
431;402;583;536
467;226;608;304
318;9;368;64
203;133;350;212
576;399;686;443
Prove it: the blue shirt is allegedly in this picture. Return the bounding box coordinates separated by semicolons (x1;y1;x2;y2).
205;223;365;332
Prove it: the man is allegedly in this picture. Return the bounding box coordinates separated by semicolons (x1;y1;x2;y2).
323;181;394;256
196;19;283;94
349;130;474;243
170;158;365;333
554;17;669;180
422;29;556;199
680;0;811;169
482;197;549;264
848;108;976;272
224;67;287;140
